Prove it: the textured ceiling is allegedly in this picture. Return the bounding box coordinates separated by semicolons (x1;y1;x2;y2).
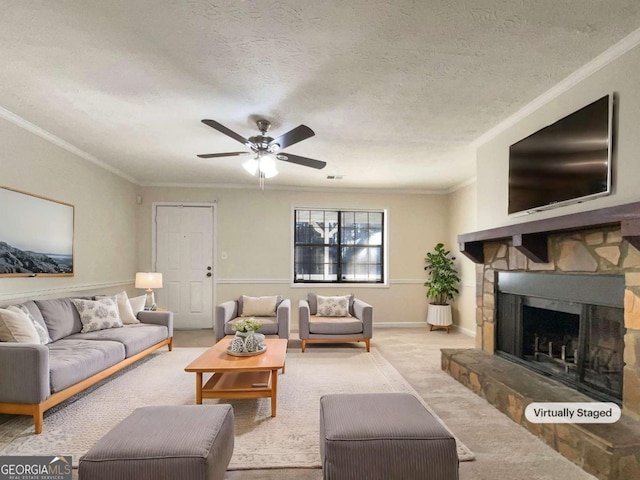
1;1;639;191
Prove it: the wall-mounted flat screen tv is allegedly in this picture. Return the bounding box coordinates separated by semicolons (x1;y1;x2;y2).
508;94;613;215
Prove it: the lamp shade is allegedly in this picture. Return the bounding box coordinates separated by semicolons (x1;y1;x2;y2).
135;272;163;289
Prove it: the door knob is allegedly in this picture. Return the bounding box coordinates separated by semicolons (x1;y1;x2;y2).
207;266;212;271
206;272;212;277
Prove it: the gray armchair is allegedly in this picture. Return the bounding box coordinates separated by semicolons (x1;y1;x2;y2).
214;295;291;343
298;293;373;352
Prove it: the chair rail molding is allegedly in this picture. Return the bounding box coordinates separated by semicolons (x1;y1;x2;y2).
0;280;133;303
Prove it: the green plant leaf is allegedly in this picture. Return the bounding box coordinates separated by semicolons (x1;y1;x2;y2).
424;243;461;305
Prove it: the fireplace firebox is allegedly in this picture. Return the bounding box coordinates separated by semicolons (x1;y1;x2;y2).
496;272;625;403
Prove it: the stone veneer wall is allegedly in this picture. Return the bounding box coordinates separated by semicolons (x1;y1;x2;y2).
475;226;640;418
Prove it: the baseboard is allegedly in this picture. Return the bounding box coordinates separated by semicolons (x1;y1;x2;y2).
374;322;430;328
374;322;476;337
453;325;476;337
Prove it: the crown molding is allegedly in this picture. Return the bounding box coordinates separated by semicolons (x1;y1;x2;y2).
0;106;139;184
139;181;448;195
446;176;476;194
472;26;640;148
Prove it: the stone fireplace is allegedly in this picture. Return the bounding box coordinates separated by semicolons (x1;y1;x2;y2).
475;227;640;415
444;203;640;479
496;271;625;404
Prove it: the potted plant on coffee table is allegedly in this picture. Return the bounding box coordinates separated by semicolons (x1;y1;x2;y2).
424;243;460;333
230;317;265;353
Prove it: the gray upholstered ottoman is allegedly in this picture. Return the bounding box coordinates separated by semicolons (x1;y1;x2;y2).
79;405;234;480
320;393;458;480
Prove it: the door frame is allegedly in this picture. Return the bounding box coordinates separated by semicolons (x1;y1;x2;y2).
151;202;217;326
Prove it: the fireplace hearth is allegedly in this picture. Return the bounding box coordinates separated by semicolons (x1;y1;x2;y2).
496;272;625;403
451;218;640;479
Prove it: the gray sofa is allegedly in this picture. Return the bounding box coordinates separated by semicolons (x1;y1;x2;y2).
0;297;173;434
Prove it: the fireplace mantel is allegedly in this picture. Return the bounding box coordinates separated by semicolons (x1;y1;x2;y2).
450;205;640;478
458;201;640;263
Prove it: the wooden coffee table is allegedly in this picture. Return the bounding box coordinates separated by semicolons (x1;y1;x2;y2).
184;337;287;417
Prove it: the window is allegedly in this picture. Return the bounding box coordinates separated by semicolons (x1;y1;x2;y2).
294;209;384;283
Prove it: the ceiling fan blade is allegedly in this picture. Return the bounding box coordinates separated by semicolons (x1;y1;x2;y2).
269;125;315;151
197;152;251;159
277;153;326;170
201;119;251;146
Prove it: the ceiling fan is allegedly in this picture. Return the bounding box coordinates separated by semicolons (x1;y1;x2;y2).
197;119;327;178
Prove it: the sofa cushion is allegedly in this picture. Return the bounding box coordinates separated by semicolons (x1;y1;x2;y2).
48;339;126;392
224;316;279;336
240;295;279;317
309;316;363;335
67;324;169;357
72;298;123;333
35;298;83;342
0;306;41;343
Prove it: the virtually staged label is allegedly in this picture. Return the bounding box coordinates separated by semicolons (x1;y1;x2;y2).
524;402;621;424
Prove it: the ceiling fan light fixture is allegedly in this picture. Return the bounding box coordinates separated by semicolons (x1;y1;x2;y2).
243;155;278;178
199;119;325;186
242;158;259;176
259;154;278;178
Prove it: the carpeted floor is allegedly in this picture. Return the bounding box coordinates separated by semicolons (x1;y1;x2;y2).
0;345;472;467
182;328;596;480
1;327;596;479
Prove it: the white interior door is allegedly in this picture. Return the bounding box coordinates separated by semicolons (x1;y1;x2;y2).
154;205;214;329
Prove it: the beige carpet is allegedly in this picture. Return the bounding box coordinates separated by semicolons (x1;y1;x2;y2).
0;346;473;469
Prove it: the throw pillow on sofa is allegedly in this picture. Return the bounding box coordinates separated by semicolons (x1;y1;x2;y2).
98;291;141;324
128;294;147;316
240;295;279;317
12;304;51;344
316;295;351;317
72;298;123;333
0;306;42;343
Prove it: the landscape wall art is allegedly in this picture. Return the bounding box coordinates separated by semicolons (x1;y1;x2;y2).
0;186;74;276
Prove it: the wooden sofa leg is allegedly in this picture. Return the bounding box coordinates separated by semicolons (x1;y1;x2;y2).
301;340;306;353
34;405;44;434
365;339;370;352
168;337;174;351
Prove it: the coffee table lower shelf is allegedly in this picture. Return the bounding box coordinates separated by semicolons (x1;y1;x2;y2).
185;338;288;418
198;370;279;416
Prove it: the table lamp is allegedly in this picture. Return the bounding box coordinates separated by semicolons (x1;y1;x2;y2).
135;272;163;309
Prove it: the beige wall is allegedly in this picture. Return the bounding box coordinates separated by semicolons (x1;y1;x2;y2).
0;110;466;333
448;180;477;335
0;118;138;304
477;43;640;230
136;186;449;329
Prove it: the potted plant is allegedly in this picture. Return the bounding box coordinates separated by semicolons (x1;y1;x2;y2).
232;317;263;336
424;243;460;333
230;317;265;353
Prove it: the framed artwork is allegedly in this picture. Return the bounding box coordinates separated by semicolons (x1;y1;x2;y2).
0;186;74;277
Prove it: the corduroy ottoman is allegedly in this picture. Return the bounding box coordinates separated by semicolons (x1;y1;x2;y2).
320;393;459;480
79;405;234;480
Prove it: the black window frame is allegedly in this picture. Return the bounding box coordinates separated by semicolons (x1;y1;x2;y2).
293;208;385;284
